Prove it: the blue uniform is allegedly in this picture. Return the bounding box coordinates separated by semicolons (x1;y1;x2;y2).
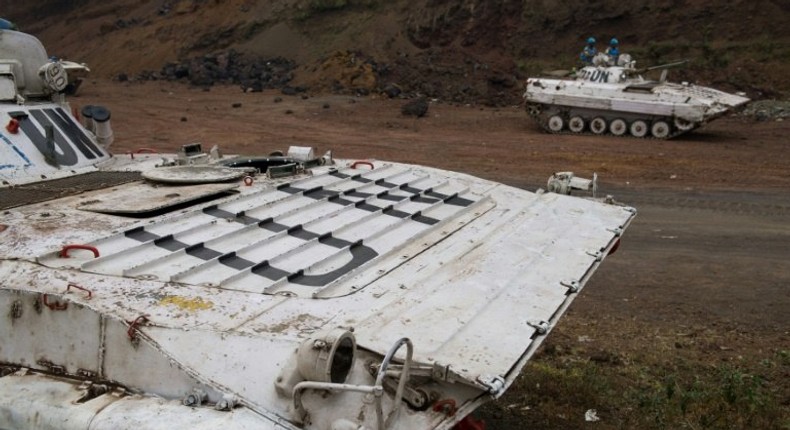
606;47;619;64
580;46;597;64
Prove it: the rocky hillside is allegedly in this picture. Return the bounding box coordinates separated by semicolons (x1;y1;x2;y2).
6;0;790;104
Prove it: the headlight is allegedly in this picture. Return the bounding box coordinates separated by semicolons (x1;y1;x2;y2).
297;328;356;384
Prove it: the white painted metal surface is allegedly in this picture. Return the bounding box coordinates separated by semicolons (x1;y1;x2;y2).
0;30;50;97
0;101;113;184
0;373;285;430
40;164;493;300
141;165;251;184
77;182;237;214
0;30;637;430
1;158;634;429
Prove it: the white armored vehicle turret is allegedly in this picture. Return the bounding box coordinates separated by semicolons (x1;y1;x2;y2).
523;52;750;139
0;30;636;429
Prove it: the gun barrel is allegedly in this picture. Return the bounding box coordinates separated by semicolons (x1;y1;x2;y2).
645;60;689;71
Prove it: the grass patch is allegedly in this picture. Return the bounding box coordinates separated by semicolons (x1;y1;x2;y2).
486;332;789;429
633;365;782;429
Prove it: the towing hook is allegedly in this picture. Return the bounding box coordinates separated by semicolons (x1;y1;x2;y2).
127;315;150;341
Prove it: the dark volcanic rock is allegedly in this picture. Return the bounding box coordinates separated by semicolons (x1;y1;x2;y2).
142;51;296;92
401;97;429;118
382;83;402;98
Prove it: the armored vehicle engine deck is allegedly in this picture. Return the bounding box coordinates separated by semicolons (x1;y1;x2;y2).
0;29;635;430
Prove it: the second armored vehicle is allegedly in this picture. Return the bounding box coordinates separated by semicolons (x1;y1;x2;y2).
523;53;750;139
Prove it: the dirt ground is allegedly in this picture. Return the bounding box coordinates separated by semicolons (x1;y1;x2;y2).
80;80;789;428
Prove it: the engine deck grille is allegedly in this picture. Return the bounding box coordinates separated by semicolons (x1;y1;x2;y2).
0;171;141;210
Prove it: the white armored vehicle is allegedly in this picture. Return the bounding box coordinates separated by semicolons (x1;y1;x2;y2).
0;30;636;429
523;53;750;139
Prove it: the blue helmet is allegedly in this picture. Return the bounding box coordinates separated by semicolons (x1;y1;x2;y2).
587;37;596;45
610;38;619;46
0;18;17;31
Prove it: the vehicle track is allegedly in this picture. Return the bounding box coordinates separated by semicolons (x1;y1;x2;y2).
526;102;693;139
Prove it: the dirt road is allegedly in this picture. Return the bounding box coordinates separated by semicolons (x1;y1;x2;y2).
479;186;789;428
81;80;790;428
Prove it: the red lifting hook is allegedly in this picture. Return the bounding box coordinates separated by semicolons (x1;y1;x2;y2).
66;282;93;299
60;244;100;258
350;160;374;170
41;294;68;311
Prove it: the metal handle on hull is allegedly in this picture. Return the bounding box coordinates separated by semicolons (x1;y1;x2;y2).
350;160;374;170
293;337;414;429
60;244;100;258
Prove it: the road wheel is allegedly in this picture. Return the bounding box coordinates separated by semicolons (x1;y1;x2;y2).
568;116;585;133
590;117;607;135
610;119;627;136
526;104;542;116
547;115;564;132
651;121;671;139
674;118;694;131
629;120;648;138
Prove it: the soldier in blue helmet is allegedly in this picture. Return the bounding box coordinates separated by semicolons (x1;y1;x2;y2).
580;37;597;65
605;38;620;65
0;18;18;31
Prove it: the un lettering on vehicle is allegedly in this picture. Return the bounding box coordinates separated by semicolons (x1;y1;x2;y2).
11;107;106;167
582;69;610;83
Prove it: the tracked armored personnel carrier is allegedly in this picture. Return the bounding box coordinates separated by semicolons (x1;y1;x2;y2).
0;30;636;429
523;53;750;139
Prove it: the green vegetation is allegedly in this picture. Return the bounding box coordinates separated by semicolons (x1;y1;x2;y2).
633;366;779;428
490;344;789;429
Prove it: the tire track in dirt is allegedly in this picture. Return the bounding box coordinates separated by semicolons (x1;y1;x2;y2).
602;187;790;219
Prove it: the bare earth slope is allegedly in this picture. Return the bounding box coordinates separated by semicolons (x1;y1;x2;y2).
6;0;790;103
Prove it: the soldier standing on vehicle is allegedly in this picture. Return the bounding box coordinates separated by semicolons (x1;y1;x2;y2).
605;38;620;65
580;37;597;65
